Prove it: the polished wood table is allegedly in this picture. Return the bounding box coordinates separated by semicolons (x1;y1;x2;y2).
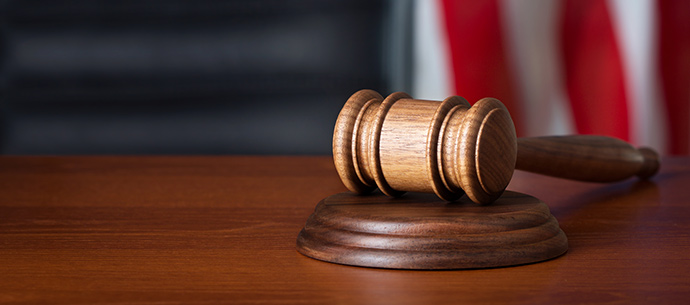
1;156;689;304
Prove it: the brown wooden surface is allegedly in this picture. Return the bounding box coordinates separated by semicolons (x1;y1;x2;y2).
1;156;689;304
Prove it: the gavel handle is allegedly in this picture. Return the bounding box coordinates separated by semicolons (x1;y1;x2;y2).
516;135;660;182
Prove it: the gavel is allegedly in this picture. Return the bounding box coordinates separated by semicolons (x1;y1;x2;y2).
333;89;660;204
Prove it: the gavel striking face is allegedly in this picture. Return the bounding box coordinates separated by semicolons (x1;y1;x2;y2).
333;90;660;204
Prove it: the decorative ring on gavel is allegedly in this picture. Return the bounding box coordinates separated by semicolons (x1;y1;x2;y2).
333;89;660;205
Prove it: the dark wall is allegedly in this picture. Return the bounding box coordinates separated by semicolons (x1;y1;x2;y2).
0;0;393;154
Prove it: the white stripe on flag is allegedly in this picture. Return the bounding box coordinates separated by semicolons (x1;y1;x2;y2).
608;0;667;153
500;0;575;137
412;0;453;100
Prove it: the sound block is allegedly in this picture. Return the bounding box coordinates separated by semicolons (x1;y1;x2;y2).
297;191;567;269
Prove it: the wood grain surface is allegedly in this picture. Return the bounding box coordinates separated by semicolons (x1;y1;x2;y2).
1;156;689;304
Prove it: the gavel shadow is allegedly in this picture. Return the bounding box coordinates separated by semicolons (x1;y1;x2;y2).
539;176;664;253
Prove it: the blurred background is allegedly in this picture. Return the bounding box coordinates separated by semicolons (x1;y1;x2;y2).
0;0;688;155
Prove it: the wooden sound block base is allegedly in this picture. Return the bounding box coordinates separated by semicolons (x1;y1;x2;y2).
297;191;568;270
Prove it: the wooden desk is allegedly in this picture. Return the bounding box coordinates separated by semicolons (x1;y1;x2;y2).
1;156;688;304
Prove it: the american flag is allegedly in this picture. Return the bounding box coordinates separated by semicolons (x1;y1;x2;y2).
411;0;689;155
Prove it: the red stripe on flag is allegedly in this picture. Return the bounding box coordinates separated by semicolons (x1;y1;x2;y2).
560;0;630;141
658;0;690;155
441;0;523;135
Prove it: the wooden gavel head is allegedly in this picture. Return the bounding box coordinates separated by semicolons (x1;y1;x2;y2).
333;89;518;204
